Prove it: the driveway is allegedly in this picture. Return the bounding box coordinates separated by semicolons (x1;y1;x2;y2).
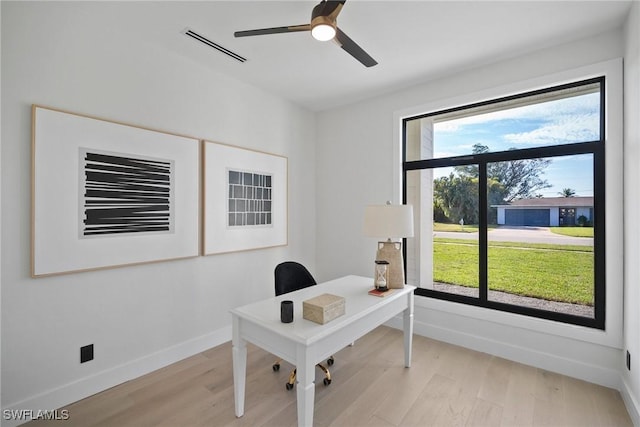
434;226;593;246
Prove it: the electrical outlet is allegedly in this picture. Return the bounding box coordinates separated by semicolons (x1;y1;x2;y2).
627;350;631;371
80;344;94;363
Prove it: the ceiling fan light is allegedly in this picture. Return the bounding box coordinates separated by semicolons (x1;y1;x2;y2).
311;23;336;41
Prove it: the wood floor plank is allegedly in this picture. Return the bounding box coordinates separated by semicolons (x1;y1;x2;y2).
400;373;459;425
534;369;564;403
500;362;537;426
477;356;513;407
532;369;568;426
450;349;493;399
466;397;503;426
562;375;604;427
373;339;457;426
326;333;415;426
24;326;632;427
313;331;401;426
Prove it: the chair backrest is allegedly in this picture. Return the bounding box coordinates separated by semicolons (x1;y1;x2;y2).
274;261;317;296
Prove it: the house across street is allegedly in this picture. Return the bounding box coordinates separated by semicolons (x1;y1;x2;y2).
492;196;593;227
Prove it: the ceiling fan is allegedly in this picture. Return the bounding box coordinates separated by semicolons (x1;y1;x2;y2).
234;0;378;68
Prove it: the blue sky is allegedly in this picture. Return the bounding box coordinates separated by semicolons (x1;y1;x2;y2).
432;92;599;197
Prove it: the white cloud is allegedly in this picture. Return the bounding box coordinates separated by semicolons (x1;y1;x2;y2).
433;92;600;147
504;113;599;145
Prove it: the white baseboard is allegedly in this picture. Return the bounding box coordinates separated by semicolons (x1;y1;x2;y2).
1;326;231;427
386;315;620;389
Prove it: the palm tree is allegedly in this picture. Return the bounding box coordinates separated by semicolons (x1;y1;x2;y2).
559;188;576;197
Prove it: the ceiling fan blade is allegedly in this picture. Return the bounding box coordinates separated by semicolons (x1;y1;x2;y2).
334;27;377;67
234;24;311;38
321;1;346;20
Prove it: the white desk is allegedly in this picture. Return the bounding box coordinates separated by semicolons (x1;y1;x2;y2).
231;275;415;427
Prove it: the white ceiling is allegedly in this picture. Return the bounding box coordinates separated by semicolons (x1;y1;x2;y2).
109;1;632;111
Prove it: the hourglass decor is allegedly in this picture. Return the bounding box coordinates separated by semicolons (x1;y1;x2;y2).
374;260;390;292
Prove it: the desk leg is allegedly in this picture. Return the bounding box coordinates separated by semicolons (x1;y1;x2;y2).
403;291;414;368
296;346;315;427
232;317;247;418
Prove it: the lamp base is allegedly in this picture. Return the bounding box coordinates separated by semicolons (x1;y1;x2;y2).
375;241;405;289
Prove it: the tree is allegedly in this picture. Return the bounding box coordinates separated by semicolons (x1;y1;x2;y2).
455;143;551;201
433;173;479;224
433;174;507;224
434;143;552;224
559;188;576;197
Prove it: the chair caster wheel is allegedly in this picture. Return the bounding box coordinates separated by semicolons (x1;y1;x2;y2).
273;363;280;371
286;382;294;390
323;378;331;386
327;357;334;366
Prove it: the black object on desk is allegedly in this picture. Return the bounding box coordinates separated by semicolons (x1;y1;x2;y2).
281;300;293;323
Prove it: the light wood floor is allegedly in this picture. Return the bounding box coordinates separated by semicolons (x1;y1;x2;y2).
28;326;632;426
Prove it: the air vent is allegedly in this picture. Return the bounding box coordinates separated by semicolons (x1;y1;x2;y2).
184;29;247;63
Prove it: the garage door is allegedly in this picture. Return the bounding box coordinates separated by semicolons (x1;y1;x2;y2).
505;209;550;226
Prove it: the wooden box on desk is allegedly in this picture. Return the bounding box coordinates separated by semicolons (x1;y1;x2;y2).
303;293;345;324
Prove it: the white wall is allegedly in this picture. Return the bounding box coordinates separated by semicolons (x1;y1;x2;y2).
317;23;635;415
622;0;640;422
2;1;639;424
1;1;316;422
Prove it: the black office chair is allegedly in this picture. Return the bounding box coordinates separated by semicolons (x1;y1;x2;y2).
273;261;334;390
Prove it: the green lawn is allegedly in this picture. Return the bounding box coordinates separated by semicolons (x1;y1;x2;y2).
550;227;594;238
433;238;594;305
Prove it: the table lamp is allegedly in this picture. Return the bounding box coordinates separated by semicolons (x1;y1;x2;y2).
363;202;414;289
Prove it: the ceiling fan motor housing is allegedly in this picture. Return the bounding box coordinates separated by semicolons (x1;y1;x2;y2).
311;2;337;40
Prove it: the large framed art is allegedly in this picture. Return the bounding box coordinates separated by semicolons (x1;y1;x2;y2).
202;140;288;255
32;105;200;277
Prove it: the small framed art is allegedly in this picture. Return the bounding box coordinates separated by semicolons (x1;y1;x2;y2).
202;140;287;255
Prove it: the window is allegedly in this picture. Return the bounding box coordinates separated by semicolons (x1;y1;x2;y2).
402;78;604;329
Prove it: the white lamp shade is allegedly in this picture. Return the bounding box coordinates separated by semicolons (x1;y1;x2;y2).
363;204;414;239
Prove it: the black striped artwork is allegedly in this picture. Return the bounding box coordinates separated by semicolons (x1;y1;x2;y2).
82;150;173;237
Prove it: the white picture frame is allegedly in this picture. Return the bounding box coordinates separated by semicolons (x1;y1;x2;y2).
32;105;200;276
202;140;288;255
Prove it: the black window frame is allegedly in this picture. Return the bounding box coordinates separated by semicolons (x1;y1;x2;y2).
401;77;606;329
